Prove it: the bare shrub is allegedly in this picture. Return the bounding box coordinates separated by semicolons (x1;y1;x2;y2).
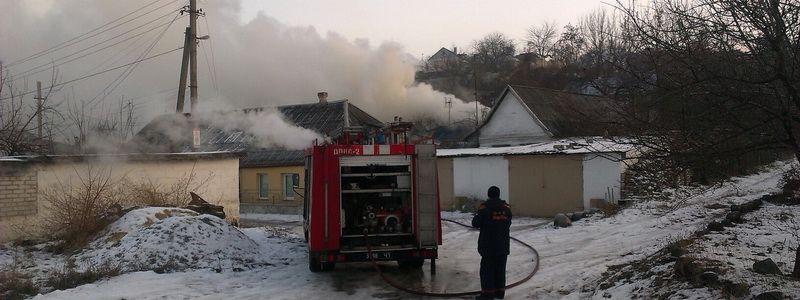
45;259;121;291
123;165;214;207
0;253;39;300
622;157;690;201
781;166;800;200
41;166;126;250
0;269;37;300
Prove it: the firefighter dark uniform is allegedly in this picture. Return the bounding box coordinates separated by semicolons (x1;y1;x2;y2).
471;186;512;299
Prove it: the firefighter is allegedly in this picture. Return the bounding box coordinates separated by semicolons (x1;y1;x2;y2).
471;186;512;300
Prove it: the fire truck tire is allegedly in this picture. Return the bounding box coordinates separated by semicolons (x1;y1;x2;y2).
321;262;336;271
397;258;424;269
309;256;323;272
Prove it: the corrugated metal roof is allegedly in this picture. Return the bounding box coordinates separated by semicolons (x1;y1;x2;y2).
133;100;383;166
240;149;305;168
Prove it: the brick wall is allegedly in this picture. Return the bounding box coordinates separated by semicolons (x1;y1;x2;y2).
0;169;38;219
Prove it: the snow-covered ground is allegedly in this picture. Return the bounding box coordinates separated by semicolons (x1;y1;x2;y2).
3;161;799;299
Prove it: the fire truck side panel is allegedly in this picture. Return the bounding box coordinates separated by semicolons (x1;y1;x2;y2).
414;144;441;246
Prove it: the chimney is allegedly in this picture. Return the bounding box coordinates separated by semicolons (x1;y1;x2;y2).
453;46;457;54
317;92;328;103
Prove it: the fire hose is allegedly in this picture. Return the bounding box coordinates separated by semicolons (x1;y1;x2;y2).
364;218;540;298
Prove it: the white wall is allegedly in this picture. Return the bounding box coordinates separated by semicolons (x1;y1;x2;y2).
582;153;622;208
479;92;550;147
452;156;509;202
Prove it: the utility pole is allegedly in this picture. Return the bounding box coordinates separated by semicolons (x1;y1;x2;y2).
175;0;204;114
444;96;452;126
473;65;479;129
34;81;44;154
0;62;4;122
175;27;190;113
189;0;198;114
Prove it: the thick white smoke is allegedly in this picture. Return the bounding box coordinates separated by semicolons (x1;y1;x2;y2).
200;2;479;121
0;1;479;150
209;109;322;150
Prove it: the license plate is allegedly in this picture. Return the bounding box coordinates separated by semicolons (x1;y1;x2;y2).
367;252;392;260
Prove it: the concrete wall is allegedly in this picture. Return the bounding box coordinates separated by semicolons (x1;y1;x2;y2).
436;158;455;211
479;92;550;147
0;156;240;242
582;153;622;208
452;156;509;202
507;155;584;217
239;165;305;214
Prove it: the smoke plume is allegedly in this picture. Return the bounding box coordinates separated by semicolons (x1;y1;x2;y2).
0;0;479;150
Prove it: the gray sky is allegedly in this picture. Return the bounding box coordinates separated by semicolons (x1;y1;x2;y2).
0;0;617;136
240;0;614;58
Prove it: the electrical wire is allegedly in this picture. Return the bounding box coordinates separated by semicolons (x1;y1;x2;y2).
86;12;182;107
202;16;219;96
5;0;181;68
8;13;184;83
0;47;184;101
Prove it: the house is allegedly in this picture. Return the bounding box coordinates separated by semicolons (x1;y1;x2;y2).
134;93;384;214
466;84;619;147
438;85;629;217
0;152;241;242
425;47;461;73
238;98;383;214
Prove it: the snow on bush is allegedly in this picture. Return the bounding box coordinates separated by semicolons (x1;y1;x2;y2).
73;207;267;272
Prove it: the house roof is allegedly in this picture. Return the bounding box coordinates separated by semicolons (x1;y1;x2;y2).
0;151;242;163
429;47;458;61
437;137;632;158
470;85;619;141
134;99;384;167
240;149;305;168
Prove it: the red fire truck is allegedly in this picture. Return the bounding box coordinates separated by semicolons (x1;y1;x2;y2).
303;131;441;272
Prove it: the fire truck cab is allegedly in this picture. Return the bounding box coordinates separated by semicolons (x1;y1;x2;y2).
303;127;441;272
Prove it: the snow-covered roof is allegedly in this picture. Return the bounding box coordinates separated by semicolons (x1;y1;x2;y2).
436;137;633;158
0;151;242;163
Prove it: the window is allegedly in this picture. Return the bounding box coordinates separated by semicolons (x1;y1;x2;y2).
258;174;269;199
283;173;299;200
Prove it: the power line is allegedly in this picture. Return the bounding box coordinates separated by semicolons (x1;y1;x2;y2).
6;0;181;68
0;47;184;101
86;12;182;107
202;16;219;96
8;13;184;82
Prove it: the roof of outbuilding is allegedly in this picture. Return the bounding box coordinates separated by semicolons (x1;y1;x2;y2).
437;137;632;158
133;99;384;167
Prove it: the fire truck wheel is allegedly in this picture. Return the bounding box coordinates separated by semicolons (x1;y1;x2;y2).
321;262;336;271
309;256;323;272
397;258;424;269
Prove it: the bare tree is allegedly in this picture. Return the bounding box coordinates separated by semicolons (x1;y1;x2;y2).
470;32;517;105
526;21;559;59
472;32;517;73
554;24;586;66
65;97;137;154
611;0;800;277
0;66;59;155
